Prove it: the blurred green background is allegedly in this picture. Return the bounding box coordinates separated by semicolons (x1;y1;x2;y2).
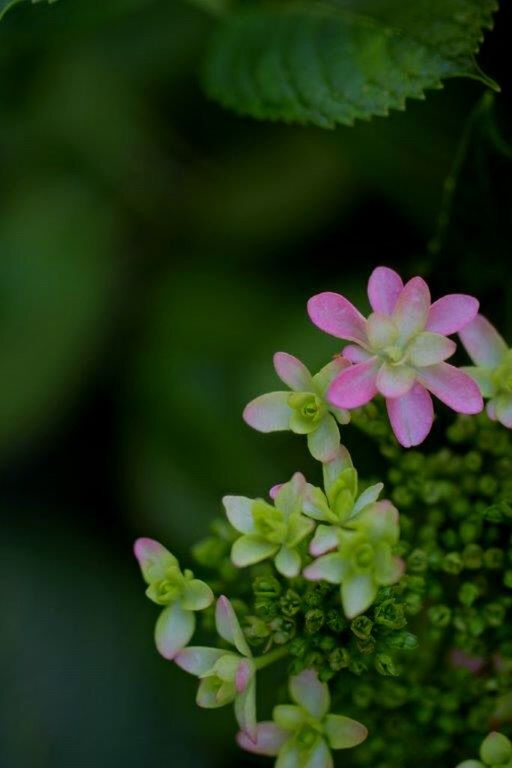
0;1;511;766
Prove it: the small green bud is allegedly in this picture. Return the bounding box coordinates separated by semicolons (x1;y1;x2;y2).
374;599;407;630
328;647;350;671
289;637;308;658
254;599;278;619
351;615;374;640
479;475;498;496
459;519;482;544
304;650;324;669
348;659;368;676
305;609;324;634
385;631;418;650
357;637;376;655
428;605;452;628
458;582;480;607
192;536;227;567
464;451;482;472
407;549;429;573
484;548;504;570
352;683;374;708
252;575;282;598
504;570;512;588
244;616;270;644
442;552;464;575
463;544;483;569
484;601;505;627
325;609;347;633
303;584;328;608
375;654;399;676
279;589;301;617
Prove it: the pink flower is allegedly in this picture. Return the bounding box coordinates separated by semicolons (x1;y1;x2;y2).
307;267;483;447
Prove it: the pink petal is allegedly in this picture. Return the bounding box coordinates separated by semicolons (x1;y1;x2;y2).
342;345;372;363
426;294;479;336
289;670;330;718
367;266;404;315
243;392;292;432
269;483;283;500
134;537;177;584
392;277;431;341
236;723;288;756
386;384;434;447
215;596;250;657
459;314;508;367
376;363;416;398
418;363;483;414
273;352;312;391
307;292;367;344
236;659;252;693
327;357;379;409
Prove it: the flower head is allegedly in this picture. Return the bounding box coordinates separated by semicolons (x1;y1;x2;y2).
244;352;350;462
456;731;512;767
303;457;403;618
134;537;214;659
459;314;512;428
308;266;483;447
175;596;257;740
302;445;385;558
237;669;367;767
224;472;314;577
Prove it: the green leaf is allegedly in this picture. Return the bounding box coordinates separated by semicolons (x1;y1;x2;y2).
0;0;57;21
204;0;499;129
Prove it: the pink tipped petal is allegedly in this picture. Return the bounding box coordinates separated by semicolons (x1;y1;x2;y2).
367;266;404;315
426;294;479;335
307;292;368;344
303;553;345;583
243;392;292;432
215;596;251;657
289;670;330;719
134;538;177;584
175;646;226;676
273;352;313;391
155;602;195;660
235;659;252;693
342;574;378;619
236;723;288;756
392;277;431;341
223;496;255;534
310;525;340;556
418;363;483;415
325;715;368;749
386;384;434;447
407;332;457;367
342;345;372;363
495;395;512;428
376;363;416;398
459;314;508;367
269;483;283;500
235;677;257;741
327;358;379;409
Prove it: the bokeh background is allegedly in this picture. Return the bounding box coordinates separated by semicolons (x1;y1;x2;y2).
0;1;511;766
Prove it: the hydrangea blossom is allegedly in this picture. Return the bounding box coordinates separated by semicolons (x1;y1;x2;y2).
175;596;257;740
308;266;483;447
243;352;350;462
134;538;214;659
224;472;314;577
237;669;367;767
303;475;403;618
456;731;512;768
459;314;512;428
301;445;385;558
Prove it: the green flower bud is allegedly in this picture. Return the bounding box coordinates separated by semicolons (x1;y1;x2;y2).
375;654;399;676
244;616;271;644
484;548;504;570
192;536;227;567
484;602;505;627
351;615;374;640
428;605;452;628
503;570;512;589
279;589;302;617
374;599;407;630
305;608;325;634
325;609;347;633
255;599;278;619
459;582;480;607
252;575;282;598
329;647;351;671
463;544;483;570
407;549;429;573
353;683;374;708
385;631;418;650
289;637;308;658
442;552;464;575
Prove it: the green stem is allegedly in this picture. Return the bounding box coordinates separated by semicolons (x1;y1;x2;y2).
254;645;289;670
